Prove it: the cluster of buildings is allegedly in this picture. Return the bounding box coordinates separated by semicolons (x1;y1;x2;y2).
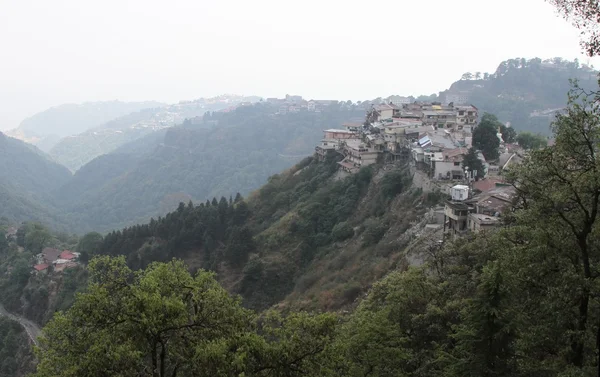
33;248;80;274
315;99;524;236
266;95;355;114
315;101;484;175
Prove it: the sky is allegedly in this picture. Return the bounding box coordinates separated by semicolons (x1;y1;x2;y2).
0;0;598;130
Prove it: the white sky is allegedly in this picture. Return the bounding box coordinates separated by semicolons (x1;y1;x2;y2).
0;0;598;130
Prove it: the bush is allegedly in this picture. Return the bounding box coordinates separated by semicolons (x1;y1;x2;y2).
362;219;388;247
380;170;406;199
331;222;354;242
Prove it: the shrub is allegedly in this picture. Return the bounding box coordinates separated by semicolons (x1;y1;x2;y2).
331;222;354;242
362;219;388;247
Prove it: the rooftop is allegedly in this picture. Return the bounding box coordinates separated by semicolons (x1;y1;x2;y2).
324;129;357;134
469;213;500;224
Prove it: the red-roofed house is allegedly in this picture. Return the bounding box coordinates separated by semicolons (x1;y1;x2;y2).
59;250;76;260
33;264;49;273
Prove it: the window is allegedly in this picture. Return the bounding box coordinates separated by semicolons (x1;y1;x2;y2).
454;162;460;166
468;112;473;116
459;111;465;115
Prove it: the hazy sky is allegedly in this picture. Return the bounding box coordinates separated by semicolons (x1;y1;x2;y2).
1;0;598;130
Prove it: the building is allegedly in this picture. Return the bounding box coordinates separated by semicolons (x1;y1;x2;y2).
338;139;380;173
422;110;457;129
315;139;340;161
467;213;501;232
454;105;478;132
342;122;363;132
373;104;400;121
323;129;358;139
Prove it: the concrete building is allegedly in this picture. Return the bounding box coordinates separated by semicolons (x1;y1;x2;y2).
373;104;400;121
337;139;380;173
455;105;478;130
467;213;501;233
323;129;358;139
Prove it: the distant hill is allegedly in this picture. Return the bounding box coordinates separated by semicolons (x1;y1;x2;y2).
6;100;165;151
48;96;262;171
0;132;72;230
439;57;598;135
55;103;365;232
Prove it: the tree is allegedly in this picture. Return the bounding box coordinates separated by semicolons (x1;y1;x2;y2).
473;113;501;160
33;256;337;377
499;124;517;144
462;147;485;179
516;131;547;150
547;0;600;56
475;71;482;80
503;84;600;372
76;232;104;263
461;72;474;80
0;231;7;254
24;226;52;254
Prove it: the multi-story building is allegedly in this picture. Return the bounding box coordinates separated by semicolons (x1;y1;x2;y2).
455;105;478;131
338;139;380;173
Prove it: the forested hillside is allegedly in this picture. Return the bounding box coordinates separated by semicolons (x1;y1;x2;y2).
0;133;73;230
48;96;260;171
444;57;597;135
55;103;365;233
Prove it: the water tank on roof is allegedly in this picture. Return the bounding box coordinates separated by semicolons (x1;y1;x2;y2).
451;185;469;201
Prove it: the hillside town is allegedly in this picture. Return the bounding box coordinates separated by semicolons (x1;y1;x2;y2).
315;99;522;238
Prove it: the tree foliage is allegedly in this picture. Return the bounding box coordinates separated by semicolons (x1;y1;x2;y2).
473;113;501;160
33;256;337;377
547;0;600;56
516;131;548;150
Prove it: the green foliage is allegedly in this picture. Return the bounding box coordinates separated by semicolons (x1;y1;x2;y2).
516;131;548;150
457;57;597;136
0;317;35;377
361;219;388;247
500;124;517;143
76;231;103;263
379;170;406;199
331;221;354;242
33;256;338;377
473;113;501;160
462;147;485;179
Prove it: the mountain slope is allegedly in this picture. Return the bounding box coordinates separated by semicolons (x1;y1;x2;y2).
57;104;366;233
0;133;71;197
92;154;435;312
7;100;164;151
0;132;73;230
48;96;261;171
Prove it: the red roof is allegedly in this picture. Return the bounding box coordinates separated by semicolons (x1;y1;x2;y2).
60;251;75;260
34;264;49;271
472;178;506;193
